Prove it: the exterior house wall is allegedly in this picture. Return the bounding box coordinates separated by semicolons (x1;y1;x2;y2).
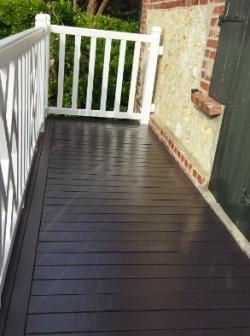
139;0;226;187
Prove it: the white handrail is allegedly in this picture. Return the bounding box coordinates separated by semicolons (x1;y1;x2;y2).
0;16;49;302
50;24;154;42
48;23;161;123
0;27;40;48
0;28;44;68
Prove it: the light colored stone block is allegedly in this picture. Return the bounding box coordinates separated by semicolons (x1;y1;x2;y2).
145;6;223;175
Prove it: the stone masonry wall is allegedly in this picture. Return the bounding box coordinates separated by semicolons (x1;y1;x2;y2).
139;0;226;186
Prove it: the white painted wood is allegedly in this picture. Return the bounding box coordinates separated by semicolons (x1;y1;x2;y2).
21;53;25;190
158;45;164;56
47;107;141;120
72;35;81;109
17;56;22;202
0;27;37;48
31;45;38;142
0;17;50;302
5;62;15;135
51;24;153;43
35;14;50;113
57;33;66;108
100;38;112;112
141;26;161;124
86;37;96;111
27;50;31;165
0;29;44;69
44;29;50;114
37;40;42;129
127;41;141;114
114;40;126;113
49;23;161;122
151;103;156;113
24;51;28;177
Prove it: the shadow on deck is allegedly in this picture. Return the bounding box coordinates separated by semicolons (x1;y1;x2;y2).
1;117;250;336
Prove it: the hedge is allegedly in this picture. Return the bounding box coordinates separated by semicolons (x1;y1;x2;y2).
0;0;139;109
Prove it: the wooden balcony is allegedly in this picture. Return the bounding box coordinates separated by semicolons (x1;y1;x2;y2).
1;117;250;335
1;13;250;336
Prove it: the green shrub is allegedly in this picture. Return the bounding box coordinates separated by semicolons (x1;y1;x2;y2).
0;0;139;111
0;0;44;38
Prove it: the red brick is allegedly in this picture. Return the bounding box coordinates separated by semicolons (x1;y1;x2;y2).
207;39;218;49
191;92;225;116
213;5;225;14
197;174;205;185
210;17;218;26
209;50;217;59
149;119;208;187
200;81;210;92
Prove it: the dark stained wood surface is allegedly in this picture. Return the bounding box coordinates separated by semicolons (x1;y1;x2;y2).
2;117;250;336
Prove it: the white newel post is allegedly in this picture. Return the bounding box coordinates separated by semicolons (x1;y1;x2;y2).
141;26;161;124
35;13;50;130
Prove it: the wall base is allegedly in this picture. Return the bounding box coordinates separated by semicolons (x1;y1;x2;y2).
149;114;208;187
150;114;250;257
201;190;250;258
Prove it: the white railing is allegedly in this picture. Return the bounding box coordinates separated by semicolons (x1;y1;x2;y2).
0;14;50;300
47;23;161;124
0;13;161;301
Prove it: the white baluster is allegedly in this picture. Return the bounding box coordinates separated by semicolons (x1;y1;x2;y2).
100;38;112;112
86;37;97;112
35;13;50;124
72;35;81;109
141;26;161;124
128;41;141;115
114;40;126;113
57;33;66;108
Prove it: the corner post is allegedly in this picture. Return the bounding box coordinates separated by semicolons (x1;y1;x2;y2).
35;13;50;130
140;26;161;125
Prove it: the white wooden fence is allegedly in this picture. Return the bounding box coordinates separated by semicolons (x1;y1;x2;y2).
47;23;161;124
0;13;161;301
0;14;50;301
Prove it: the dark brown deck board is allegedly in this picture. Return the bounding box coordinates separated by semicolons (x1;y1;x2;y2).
38;231;232;242
31;278;250;296
28;292;250;313
25;310;250;333
24;331;250;336
35;252;247;265
1;117;250;336
36;241;240;254
33;264;250;280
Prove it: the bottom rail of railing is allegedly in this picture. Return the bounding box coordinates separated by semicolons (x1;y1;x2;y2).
47;107;141;121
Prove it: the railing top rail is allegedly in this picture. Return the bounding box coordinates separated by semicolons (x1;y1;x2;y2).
0;27;38;48
50;24;156;43
0;27;45;68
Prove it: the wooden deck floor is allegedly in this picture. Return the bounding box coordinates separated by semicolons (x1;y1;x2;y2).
1;117;250;336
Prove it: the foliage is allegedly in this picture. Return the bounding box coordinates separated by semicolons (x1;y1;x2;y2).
0;0;139;110
0;0;44;38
